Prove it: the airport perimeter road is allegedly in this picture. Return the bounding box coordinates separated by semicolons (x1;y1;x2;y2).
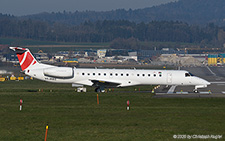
154;66;225;97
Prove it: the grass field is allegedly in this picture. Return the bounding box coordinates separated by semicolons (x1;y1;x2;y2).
0;80;225;140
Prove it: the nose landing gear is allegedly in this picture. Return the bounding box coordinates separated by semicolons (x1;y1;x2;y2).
193;89;199;93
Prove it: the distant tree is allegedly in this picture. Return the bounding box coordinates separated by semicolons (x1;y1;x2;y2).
0;13;224;49
110;37;141;50
217;29;225;46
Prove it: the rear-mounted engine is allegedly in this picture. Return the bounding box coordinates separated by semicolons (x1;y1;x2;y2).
43;67;74;79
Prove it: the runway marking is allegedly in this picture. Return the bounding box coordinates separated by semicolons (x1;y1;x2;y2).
199;92;211;94
176;92;188;94
206;66;216;76
167;85;177;94
210;82;225;84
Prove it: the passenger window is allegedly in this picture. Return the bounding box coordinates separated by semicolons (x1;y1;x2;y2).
104;73;106;76
142;74;145;77
98;73;101;76
159;72;162;77
148;74;150;77
137;74;140;76
154;74;156;77
126;74;129;76
93;73;95;76
115;73;118;76
121;74;123;76
82;73;85;75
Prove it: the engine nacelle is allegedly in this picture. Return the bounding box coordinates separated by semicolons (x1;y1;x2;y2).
43;67;74;79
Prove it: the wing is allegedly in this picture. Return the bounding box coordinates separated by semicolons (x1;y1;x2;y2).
90;79;121;88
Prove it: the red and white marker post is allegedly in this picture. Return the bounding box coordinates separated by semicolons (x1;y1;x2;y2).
127;100;130;110
20;99;23;111
97;94;99;105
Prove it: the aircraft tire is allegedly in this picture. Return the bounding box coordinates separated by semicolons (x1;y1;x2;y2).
193;89;199;93
95;87;101;93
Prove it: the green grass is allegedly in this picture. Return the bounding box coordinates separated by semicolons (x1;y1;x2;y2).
0;80;225;140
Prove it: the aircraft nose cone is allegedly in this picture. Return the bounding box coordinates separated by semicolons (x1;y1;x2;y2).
196;77;210;85
197;77;210;85
206;81;211;85
203;79;211;85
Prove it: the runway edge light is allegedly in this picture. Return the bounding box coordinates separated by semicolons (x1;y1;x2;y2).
209;90;212;94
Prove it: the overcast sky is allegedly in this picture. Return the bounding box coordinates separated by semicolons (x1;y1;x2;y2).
1;0;178;16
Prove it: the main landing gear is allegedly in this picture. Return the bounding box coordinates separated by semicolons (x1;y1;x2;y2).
95;86;105;93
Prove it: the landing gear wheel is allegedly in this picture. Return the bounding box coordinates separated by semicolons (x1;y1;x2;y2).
95;87;105;93
95;87;101;93
193;89;199;93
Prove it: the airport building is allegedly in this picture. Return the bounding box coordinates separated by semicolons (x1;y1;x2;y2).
138;48;185;60
208;54;225;66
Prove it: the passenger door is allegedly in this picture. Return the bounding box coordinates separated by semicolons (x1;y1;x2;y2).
167;73;172;84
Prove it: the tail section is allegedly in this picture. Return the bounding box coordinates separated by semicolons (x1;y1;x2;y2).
10;47;38;71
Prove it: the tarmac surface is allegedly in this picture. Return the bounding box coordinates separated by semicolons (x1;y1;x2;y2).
154;66;225;98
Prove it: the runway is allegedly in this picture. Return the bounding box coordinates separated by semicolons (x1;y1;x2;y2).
154;66;225;98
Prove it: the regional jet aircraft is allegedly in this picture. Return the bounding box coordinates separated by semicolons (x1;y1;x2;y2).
10;47;210;92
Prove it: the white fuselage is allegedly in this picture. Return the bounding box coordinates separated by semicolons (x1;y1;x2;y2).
25;64;210;88
10;47;210;92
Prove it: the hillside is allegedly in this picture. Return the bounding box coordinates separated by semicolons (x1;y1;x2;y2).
22;0;225;25
0;0;224;46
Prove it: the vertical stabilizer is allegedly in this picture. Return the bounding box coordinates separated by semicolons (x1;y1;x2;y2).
10;47;39;71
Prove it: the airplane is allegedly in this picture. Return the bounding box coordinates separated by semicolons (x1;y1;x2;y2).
10;47;210;93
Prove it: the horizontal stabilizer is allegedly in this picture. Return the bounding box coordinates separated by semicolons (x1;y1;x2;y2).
10;47;28;51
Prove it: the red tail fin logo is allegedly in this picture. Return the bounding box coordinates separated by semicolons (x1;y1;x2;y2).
10;47;37;71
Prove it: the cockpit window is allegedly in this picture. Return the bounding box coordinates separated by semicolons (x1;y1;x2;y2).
185;73;193;77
